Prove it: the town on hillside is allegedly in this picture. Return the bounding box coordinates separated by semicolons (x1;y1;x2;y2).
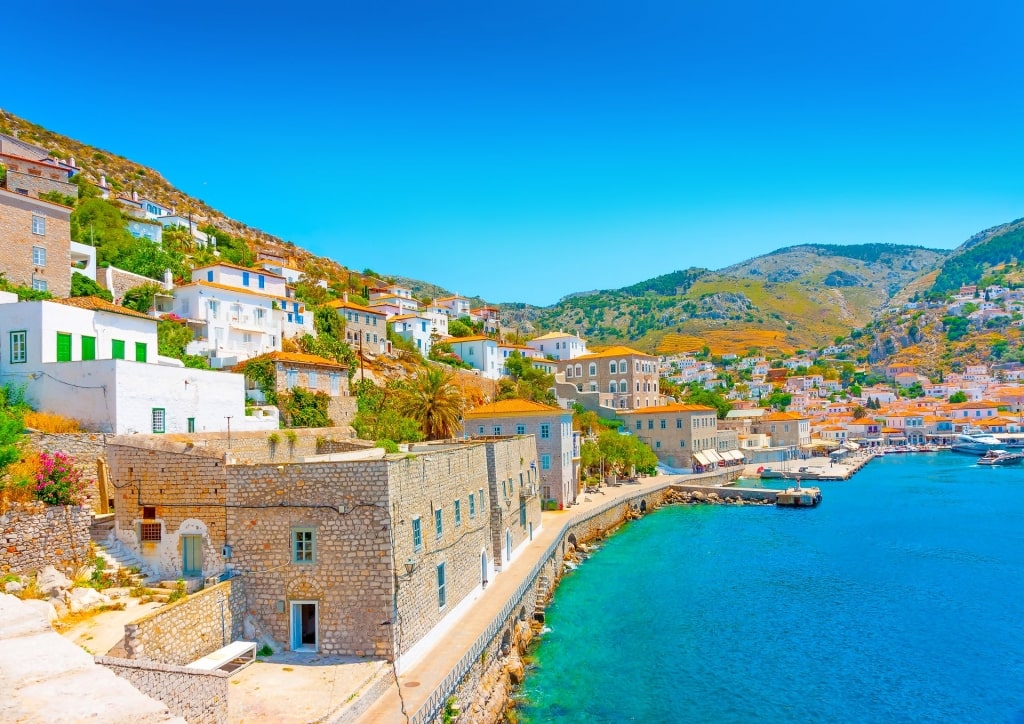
3;129;1024;721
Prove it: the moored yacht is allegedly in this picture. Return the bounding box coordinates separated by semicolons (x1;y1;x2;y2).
951;428;1003;455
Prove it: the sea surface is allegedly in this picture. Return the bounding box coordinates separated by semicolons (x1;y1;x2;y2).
517;453;1024;723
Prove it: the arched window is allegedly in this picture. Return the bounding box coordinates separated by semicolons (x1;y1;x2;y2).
566;367;574;379
619;360;627;375
620;379;627;394
609;361;617;374
609;381;617;393
589;363;597;376
574;364;582;377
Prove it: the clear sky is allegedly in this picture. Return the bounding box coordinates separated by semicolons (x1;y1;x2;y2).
5;1;1024;305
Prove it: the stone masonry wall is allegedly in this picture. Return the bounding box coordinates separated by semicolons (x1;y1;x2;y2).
106;438;229;579
27;431;107;511
0;191;72;297
389;447;495;658
225;459;393;657
0;503;91;576
483;437;543;570
96;655;229;724
97;265;164;305
4;168;78;199
179;426;357;464
124;579;245;665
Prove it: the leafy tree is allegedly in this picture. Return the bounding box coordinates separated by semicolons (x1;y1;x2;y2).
295;305;356;369
157;316;196;361
851;405;867;419
448;319;473;337
0;384;28;474
762;391;792;411
903;381;924;399
398;367;464;440
942;316;970;342
949;391;968;403
280;387;332;427
682;384;732;418
70;272;112;301
118;238;187;281
0;274;51;301
495;352;556;405
351;379;424;443
122;283;163;314
580;430;658;478
70;198;134;252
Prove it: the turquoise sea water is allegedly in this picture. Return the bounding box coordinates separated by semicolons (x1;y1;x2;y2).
518;453;1024;723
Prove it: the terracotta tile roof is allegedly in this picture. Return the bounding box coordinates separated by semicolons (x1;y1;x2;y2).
948;400;1003;409
326;298;384;315
572;345;653;360
761;411;809;421
620;403;716;415
232;351;346;371
528;331;581;342
176;280;289;301
849;417;878;425
53;296;154;321
464;399;565;417
447;335;495;343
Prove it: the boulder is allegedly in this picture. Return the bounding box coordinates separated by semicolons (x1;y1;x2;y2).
22;598;58;623
68;587;111;614
5;580;25;594
36;566;71;597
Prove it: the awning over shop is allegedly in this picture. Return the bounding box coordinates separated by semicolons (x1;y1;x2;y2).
693;451;711;466
843;441;861;450
704;449;725;463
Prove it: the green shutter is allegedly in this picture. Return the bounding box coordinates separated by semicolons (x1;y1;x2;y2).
56;333;72;362
81;336;96;361
135;342;147;362
111;339;125;359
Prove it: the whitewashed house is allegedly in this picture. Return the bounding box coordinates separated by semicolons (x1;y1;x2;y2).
167;263;315;367
390;313;440;355
0;294;273;434
526;331;589;361
447;335;500;379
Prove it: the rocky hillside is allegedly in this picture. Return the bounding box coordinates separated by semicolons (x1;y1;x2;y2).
503;245;949;355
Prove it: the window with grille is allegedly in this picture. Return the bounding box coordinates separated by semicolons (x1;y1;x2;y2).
140;522;162;542
151;408;166;434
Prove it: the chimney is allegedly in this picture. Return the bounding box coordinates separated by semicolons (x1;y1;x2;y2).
343;292;349;303
100;175;107;188
163;269;173;290
132;190;139;202
69;157;76;167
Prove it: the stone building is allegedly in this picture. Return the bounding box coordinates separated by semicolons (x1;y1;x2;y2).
234;351;354;425
463;399;579;509
326;294;387;355
0;188;72;297
621;402;723;471
557;345;661;411
105;432;542;669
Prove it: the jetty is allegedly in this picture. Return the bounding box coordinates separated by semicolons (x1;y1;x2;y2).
748;452;875;482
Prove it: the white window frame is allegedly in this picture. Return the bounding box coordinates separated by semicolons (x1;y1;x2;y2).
31;215;45;235
32;246;46;266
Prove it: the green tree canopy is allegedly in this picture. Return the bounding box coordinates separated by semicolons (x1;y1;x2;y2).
398;367;464;440
580;430;658;479
682;384;733;418
351;379;424;443
70;272;112;301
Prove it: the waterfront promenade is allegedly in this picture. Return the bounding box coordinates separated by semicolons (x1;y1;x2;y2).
355;472;692;724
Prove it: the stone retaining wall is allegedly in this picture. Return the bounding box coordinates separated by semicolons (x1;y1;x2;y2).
124;579;245;665
27;431;107;511
0;503;91;576
96;655;229;724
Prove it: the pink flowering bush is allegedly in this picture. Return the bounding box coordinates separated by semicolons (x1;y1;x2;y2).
34;451;85;506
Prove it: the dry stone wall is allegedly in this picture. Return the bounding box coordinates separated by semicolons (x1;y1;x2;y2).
96;655;229;724
0;503;91;576
181;426;357;463
124;579;244;665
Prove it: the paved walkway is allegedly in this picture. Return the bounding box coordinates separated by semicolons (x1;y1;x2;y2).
356;473;684;724
62;595;165;656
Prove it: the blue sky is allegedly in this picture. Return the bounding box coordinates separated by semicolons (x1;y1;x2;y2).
5;1;1024;305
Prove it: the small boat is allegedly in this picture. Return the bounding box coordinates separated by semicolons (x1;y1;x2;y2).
776;482;822;507
977;449;1024;466
759;467;784;479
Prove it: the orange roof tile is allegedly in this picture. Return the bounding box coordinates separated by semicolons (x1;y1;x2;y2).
620;403;716;415
53;296;154;321
232;351;346;371
464;399;565;417
326;298;385;315
572;345;654;361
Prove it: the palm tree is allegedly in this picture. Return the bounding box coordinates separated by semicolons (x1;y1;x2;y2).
398;367;464;440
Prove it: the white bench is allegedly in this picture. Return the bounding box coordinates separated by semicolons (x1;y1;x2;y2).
185;640;257;672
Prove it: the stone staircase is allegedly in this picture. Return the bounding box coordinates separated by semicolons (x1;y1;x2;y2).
89;514;159;586
533;575;551;623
